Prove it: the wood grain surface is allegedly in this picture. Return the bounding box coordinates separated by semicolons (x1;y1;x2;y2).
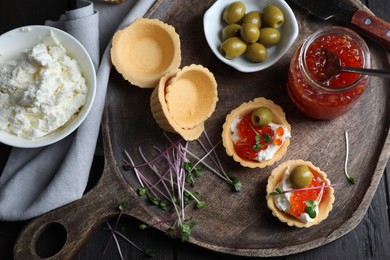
1;0;389;259
100;0;390;256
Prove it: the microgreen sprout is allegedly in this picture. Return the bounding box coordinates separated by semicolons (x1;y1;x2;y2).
269;187;283;196
304;200;317;219
344;131;358;184
269;183;341;196
252;134;263;151
123;135;205;241
122;131;239;241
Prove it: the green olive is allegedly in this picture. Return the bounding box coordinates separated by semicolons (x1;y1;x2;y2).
290;165;314;188
262;4;285;28
241;11;262;27
258;27;281;46
251;106;273;126
240;23;260;43
220;37;247;59
222;24;242;40
222;1;246;24
245;42;268;63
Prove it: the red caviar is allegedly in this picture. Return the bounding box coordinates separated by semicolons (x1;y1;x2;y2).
289;170;327;218
287;26;370;120
233;113;285;160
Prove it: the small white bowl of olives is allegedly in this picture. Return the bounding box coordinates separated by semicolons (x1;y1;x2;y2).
203;0;299;73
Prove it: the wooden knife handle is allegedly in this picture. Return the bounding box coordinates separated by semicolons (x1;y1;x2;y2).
350;9;390;49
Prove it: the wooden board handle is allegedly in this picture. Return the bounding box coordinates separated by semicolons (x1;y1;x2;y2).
350;9;390;48
13;160;136;260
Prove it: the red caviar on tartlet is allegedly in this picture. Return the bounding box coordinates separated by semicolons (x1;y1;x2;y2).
222;97;291;168
266;160;335;228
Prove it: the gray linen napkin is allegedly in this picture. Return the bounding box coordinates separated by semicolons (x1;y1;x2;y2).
0;0;155;221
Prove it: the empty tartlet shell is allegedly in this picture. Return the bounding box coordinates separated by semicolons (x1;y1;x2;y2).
266;160;335;228
111;18;181;88
151;64;218;141
165;64;218;129
222;97;291;168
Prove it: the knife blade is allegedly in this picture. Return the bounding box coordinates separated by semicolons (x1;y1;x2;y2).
288;0;390;48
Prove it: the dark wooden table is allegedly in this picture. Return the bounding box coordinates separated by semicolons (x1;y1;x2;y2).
0;0;389;259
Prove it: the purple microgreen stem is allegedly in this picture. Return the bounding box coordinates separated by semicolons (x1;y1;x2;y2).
108;227;155;257
124;137;196;240
104;222;124;260
126;139;183;168
199;131;241;191
270;182;342;196
104;221;155;258
344;131;358;184
102;204;126;256
124;149;145;188
103;202;149;259
183;148;229;182
202;131;232;180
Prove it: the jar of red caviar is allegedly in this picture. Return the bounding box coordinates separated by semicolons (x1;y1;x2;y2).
287;26;371;120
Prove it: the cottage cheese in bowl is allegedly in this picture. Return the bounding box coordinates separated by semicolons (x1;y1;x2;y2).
0;26;96;148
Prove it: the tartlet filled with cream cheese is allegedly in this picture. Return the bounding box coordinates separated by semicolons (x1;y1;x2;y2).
150;64;218;141
266;160;335;228
222;97;291;168
111;18;181;88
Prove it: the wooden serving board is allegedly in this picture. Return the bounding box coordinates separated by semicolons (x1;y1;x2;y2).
14;0;390;259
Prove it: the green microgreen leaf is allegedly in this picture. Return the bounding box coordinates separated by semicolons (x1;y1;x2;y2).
227;174;242;191
255;134;260;143
147;194;160;206
252;134;264;151
262;134;271;143
137;187;147;196
183;161;202;177
270;187;283;196
118;201;130;211
139;224;148;230
159;200;169;211
182;224;191;234
304;200;317;219
196;201;206;208
233;179;242;192
347;176;358;184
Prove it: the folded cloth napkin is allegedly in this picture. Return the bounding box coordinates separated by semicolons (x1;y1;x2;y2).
0;0;155;221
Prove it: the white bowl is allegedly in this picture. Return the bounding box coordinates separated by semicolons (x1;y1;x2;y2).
203;0;299;73
0;25;96;148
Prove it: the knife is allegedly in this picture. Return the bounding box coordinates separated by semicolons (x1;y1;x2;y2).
288;0;390;48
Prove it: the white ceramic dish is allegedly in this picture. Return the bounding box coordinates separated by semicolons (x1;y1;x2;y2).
203;0;299;73
0;25;96;148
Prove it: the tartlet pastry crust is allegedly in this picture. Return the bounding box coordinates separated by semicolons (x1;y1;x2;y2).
266;160;335;228
150;65;217;141
222;97;290;168
111;18;181;88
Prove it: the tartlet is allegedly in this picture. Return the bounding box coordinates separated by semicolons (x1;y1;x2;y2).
150;64;218;141
266;160;335;228
222;97;291;168
111;18;181;88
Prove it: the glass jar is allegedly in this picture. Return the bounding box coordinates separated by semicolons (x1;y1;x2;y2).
287;26;371;120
